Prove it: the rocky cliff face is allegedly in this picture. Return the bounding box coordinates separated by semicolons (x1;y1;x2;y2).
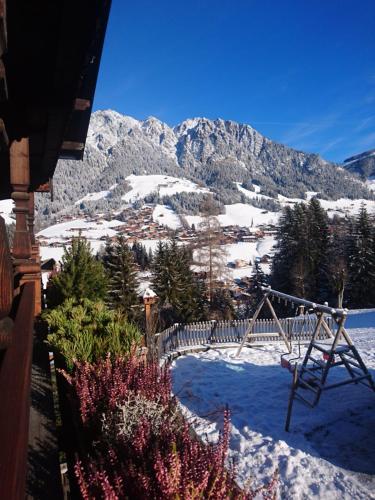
35;110;372;223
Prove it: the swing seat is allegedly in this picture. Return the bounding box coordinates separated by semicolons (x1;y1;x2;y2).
281;357;291;370
281;355;297;373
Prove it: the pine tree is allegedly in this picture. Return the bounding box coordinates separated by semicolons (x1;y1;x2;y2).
290;203;309;298
271;200;329;301
152;239;206;325
271;206;298;294
306;198;329;300
131;241;150;270
210;288;235;320
252;260;269;304
347;206;375;307
323;217;350;307
46;236;107;308
103;235;140;321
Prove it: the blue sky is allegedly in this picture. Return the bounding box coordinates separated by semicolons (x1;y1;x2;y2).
94;0;375;163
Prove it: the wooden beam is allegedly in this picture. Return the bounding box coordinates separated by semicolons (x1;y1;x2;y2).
35;181;51;193
0;0;7;57
236;293;268;356
74;98;90;111
0;118;8;149
35;178;54;201
61;141;84;151
10;138;30;186
10;138;32;260
265;297;292;353
0;59;8;101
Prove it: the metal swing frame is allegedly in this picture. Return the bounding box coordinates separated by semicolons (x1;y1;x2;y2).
236;286;338;358
236;287;375;432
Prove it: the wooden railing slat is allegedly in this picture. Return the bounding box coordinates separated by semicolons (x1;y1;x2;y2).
0;282;35;499
0;216;13;319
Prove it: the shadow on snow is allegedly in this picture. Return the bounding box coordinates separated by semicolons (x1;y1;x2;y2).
172;347;375;475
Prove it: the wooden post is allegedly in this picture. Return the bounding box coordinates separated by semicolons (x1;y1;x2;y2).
285;362;299;432
28;191;36;246
10;138;31;260
142;288;158;360
236;293;268;357
10;137;41;315
265;297;292;352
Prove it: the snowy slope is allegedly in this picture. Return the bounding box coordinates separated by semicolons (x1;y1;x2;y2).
235;182;269;201
75;184;117;205
172;313;375;499
218;204;279;227
186;203;279;229
38;218;124;239
152;204;181;229
37;218;124;262
121;174;208;202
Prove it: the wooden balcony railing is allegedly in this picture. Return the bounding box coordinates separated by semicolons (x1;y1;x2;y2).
0;216;36;499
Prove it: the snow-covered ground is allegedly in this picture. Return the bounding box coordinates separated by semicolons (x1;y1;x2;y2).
186;203;279;229
172;310;375;499
235;182;375;217
121;174;208;202
0;199;15;225
75;184;117;205
223;238;275;279
37;218;123;262
37;218;124;239
39;246;66;263
153;204;181;229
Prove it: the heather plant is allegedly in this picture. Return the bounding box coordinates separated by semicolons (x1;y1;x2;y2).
102;394;180;441
65;354;278;499
43;299;141;370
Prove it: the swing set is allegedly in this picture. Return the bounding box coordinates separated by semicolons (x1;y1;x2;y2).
236;287;375;431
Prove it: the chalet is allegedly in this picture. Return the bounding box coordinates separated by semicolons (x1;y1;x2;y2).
0;1;111;497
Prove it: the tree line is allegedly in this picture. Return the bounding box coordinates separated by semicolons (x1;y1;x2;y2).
46;232;234;332
271;199;375;308
46;197;375;335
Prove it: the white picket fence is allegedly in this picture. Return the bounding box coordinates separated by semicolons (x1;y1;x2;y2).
155;316;333;360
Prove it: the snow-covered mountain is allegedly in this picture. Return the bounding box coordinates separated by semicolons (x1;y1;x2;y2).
343;149;375;180
35;110;373;224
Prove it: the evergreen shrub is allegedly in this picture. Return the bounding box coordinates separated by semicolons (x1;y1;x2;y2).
43;299;141;370
46;236;107;308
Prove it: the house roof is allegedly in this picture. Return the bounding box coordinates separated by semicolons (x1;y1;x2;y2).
0;0;112;199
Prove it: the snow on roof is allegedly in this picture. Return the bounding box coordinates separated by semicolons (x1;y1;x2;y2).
142;288;157;299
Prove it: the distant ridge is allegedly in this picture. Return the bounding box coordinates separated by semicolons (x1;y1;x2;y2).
35;110;373;224
343;149;375;180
